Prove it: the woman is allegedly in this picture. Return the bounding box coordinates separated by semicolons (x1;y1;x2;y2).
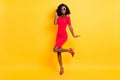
53;3;80;75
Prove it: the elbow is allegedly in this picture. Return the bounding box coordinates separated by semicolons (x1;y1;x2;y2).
54;22;57;25
68;25;73;30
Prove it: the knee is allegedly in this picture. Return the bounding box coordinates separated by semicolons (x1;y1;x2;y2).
53;47;61;52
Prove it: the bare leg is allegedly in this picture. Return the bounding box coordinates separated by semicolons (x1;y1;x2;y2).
54;46;75;75
53;46;71;53
57;52;64;75
57;52;63;68
53;46;75;57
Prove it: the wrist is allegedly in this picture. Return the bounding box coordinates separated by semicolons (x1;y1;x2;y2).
72;34;75;37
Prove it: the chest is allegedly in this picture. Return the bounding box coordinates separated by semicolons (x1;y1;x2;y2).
57;17;67;24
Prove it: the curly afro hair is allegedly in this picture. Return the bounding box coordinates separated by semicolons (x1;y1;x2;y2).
56;3;71;17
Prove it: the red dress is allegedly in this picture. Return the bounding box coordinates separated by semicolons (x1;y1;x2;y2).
55;16;71;48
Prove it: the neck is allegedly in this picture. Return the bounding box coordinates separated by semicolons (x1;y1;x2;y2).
60;15;66;17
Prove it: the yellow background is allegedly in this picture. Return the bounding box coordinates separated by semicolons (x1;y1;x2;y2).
0;0;120;80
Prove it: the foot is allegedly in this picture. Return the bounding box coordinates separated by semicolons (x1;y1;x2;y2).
69;48;75;57
59;67;64;75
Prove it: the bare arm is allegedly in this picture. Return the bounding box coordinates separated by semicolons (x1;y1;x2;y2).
54;11;57;25
68;24;80;38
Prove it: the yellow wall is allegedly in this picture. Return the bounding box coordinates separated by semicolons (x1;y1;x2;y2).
0;0;120;80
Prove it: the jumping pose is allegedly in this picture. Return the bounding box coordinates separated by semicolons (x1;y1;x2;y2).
53;3;80;75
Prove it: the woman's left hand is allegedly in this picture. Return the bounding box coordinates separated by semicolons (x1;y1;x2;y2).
73;35;80;38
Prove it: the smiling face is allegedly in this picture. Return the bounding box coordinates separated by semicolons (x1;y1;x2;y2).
61;6;66;15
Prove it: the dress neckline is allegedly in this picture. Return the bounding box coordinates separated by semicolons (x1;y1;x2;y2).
59;15;67;18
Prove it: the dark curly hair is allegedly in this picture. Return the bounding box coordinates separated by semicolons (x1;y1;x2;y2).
56;3;71;17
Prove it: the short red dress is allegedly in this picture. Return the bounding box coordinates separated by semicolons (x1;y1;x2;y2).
55;16;71;48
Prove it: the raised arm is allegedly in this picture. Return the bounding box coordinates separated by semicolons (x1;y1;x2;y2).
54;11;58;25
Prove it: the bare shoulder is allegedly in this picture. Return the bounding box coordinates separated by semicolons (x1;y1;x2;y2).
66;15;70;17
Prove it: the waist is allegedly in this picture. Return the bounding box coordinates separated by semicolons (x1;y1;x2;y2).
57;31;67;36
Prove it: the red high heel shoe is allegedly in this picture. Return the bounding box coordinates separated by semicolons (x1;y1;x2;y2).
59;68;64;75
70;48;75;57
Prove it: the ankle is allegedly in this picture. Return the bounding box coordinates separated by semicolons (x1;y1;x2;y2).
68;48;71;53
